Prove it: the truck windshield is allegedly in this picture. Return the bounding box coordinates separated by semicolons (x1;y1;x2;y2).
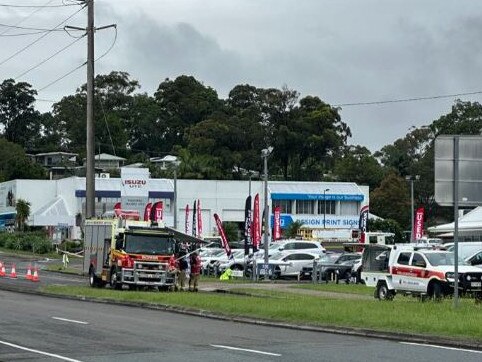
124;234;175;255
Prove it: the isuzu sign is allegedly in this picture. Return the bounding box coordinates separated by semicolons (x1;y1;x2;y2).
123;179;147;187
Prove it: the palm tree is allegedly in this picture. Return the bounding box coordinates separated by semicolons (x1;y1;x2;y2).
15;199;31;231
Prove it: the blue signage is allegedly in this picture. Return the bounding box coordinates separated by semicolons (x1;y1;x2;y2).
271;193;364;202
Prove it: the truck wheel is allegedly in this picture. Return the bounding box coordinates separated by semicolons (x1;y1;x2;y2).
110;267;122;290
430;282;443;301
89;267;103;288
376;282;393;301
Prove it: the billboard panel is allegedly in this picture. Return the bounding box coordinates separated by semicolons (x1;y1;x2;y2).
435;135;482;206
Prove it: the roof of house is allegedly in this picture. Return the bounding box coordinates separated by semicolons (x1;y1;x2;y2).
94;153;126;161
35;152;78;157
150;155;178;163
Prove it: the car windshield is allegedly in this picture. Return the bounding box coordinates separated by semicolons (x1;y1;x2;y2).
424;252;456;266
319;254;340;264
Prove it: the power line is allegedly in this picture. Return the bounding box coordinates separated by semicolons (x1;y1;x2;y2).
0;0;56;36
0;29;55;37
37;26;116;92
0;2;78;8
15;34;86;79
333;91;482;108
0;3;86;66
38;61;86;92
0;22;66;32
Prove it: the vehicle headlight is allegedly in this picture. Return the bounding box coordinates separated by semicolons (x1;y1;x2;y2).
445;272;455;280
466;275;471;281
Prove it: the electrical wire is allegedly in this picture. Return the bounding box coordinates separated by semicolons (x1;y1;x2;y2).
0;29;56;37
0;0;55;36
38;61;86;92
0;22;66;32
94;25;117;62
0;3;86;66
0;2;79;8
37;26;116;92
333;91;482;108
15;33;86;79
98;97;117;156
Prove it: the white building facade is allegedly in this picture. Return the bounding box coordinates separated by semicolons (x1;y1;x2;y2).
0;175;369;242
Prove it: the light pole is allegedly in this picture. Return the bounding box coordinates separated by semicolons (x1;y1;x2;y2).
261;147;273;278
323;188;330;229
405;175;420;242
173;159;181;230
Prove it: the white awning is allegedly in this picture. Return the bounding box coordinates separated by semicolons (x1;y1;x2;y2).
428;207;482;234
30;196;75;227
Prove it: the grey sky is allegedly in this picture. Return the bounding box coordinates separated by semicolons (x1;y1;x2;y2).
1;0;482;152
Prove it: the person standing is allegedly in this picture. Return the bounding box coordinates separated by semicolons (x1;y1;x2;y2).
189;252;202;292
168;253;179;291
178;252;189;291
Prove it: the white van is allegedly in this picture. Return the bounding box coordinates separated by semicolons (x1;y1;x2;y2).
444;242;482;260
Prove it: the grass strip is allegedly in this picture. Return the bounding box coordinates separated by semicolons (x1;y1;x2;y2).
44;264;82;275
293;283;375;296
43;285;482;341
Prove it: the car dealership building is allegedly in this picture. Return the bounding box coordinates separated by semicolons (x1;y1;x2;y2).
0;173;369;242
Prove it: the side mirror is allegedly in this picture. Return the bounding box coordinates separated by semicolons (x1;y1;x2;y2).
278;246;284;251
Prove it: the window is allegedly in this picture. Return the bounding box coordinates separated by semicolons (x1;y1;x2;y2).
340;201;358;215
411;253;426;268
397;252;411;265
277;200;292;214
296;200;314;214
317;200;336;215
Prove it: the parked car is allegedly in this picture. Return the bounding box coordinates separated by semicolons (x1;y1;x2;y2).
215;249;248;273
300;252;340;280
260;251;321;279
302;252;362;283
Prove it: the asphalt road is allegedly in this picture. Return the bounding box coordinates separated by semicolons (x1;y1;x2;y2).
0;289;481;362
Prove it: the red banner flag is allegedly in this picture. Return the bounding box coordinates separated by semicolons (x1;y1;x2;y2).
197;199;203;238
192;200;197;237
214;213;233;260
185;204;190;234
252;193;261;252
143;203;152;221
273;205;281;240
414;207;425;240
150;201;163;222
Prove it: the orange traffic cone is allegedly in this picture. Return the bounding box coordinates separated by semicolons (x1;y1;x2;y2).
26;265;33;280
9;264;17;278
31;267;39;282
0;262;5;277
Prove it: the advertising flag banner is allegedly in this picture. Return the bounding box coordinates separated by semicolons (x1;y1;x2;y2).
150;201;164;222
252;193;261;252
273;205;281;240
192;200;197;237
143;203;152;221
414;207;425;240
185;204;190;234
214;213;233;260
244;195;252;256
197;199;203;238
114;202;121;211
358;205;369;243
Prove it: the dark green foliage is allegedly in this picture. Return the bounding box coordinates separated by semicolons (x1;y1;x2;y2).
0;231;53;254
368;218;407;243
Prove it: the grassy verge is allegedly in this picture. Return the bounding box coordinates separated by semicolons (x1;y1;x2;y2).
44;264;82;275
293;283;374;296
0;247;60;259
43;285;482;341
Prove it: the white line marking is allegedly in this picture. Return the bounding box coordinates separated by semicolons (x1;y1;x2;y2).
52;317;89;325
400;342;482;354
0;340;83;362
211;344;281;356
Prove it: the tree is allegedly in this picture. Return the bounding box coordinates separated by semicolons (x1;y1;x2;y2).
0;79;41;149
333;145;384;190
370;171;410;228
284;220;303;238
15;199;31;231
0;138;46;181
154;76;222;152
368;218;406;243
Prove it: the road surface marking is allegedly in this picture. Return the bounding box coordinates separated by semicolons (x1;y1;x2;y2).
400;342;482;354
52;317;89;325
211;344;281;356
0;340;83;362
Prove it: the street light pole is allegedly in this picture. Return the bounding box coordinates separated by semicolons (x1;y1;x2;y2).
323;188;330;229
405;175;420;242
261;147;273;278
173;168;177;230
